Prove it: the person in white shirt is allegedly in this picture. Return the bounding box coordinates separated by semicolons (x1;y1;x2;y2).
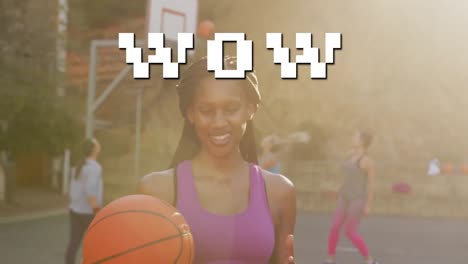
65;138;103;264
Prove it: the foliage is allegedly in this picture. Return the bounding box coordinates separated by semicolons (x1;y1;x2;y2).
69;0;147;30
0;65;82;157
0;0;82;157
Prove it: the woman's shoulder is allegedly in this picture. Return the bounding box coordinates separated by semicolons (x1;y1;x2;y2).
260;168;296;222
85;159;102;170
139;168;175;188
360;155;375;169
137;168;175;204
260;168;295;201
143;168;175;177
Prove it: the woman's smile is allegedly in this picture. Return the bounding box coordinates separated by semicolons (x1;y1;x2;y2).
209;132;232;146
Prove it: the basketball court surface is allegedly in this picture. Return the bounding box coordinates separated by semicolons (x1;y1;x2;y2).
1;212;466;263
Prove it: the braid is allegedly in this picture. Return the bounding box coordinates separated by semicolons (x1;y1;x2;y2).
169;56;262;168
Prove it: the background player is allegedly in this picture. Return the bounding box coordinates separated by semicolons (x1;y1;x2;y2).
324;130;378;264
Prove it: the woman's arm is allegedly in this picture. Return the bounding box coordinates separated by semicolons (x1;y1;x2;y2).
136;169;175;205
363;157;376;214
265;172;297;264
84;167;102;213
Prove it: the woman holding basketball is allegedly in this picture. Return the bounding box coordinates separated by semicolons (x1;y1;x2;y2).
324;130;378;264
65;138;103;264
138;56;296;264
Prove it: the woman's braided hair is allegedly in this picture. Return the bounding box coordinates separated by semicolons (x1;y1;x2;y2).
169;56;261;168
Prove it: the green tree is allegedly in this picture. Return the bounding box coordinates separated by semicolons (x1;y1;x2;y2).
0;65;82;158
0;0;81;155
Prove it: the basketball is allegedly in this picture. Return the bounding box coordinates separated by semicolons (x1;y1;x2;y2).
197;20;215;39
460;163;468;175
82;194;194;264
442;162;454;175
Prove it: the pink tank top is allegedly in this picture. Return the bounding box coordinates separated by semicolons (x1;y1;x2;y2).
176;160;275;264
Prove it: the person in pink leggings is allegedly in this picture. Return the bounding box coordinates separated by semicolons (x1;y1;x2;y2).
324;130;379;264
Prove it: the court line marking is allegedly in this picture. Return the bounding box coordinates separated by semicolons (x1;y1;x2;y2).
337;247;358;253
337;246;406;256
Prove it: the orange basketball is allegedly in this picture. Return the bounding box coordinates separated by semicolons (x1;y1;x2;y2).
460;163;468;175
442;162;454;174
82;194;194;264
197;20;215;39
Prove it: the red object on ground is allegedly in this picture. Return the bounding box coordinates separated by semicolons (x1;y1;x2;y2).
392;182;412;194
460;164;468;175
442;163;454;174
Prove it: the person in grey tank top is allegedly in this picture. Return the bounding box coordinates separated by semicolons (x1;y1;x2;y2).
340;154;369;201
65;138;103;264
324;130;379;264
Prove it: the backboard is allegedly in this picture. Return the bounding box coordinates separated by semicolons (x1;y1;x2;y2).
147;0;198;42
